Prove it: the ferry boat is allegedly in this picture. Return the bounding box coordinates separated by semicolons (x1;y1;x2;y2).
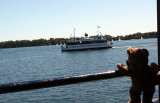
61;33;113;51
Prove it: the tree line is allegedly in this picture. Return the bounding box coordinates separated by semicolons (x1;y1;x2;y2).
0;32;157;49
90;32;157;41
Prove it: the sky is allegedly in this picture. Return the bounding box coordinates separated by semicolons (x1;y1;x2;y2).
0;0;157;42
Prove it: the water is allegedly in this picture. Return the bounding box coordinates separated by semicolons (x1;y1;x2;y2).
0;38;158;103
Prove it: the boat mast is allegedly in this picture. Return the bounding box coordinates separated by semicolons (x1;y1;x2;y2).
157;0;160;102
97;26;101;39
97;26;98;35
97;26;100;35
73;28;76;41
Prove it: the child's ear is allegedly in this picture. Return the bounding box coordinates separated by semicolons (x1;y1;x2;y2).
142;49;149;57
127;48;132;55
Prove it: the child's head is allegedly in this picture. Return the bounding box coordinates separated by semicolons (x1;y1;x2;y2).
127;48;149;66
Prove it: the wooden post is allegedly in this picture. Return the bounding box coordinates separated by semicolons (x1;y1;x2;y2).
157;0;160;102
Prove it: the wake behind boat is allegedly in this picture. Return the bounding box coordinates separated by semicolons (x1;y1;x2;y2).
61;27;113;51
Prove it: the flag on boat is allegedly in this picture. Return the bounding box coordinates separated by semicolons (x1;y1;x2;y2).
97;26;100;28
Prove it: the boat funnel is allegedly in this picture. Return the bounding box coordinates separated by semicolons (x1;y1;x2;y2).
85;33;88;39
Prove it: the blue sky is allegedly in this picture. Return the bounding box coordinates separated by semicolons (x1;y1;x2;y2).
0;0;157;41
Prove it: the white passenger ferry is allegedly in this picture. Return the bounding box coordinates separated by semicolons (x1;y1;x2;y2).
61;33;113;51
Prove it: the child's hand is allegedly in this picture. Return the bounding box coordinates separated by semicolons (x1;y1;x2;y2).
157;71;160;76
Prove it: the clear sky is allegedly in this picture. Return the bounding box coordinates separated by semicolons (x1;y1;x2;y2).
0;0;157;42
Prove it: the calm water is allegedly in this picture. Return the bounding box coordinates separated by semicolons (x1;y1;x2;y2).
0;38;158;103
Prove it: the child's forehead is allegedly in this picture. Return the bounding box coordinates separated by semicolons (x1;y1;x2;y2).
127;48;141;55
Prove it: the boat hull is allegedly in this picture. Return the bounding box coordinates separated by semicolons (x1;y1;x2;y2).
61;45;112;51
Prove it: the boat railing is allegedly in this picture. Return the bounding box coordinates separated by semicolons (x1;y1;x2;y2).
0;70;125;94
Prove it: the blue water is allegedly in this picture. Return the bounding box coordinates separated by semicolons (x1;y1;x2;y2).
0;38;158;103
